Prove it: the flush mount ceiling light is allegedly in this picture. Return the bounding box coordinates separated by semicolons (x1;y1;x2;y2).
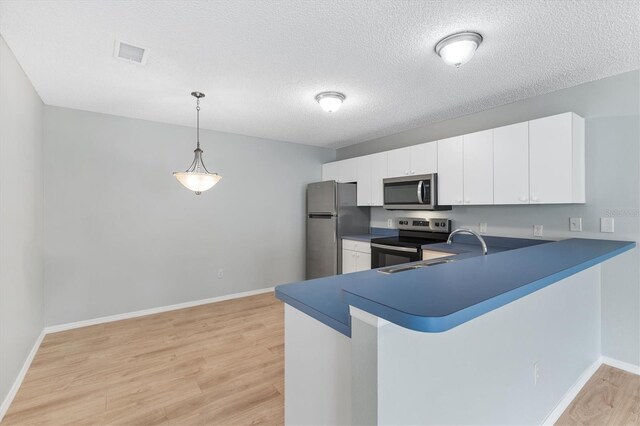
435;32;483;67
315;92;346;113
173;92;222;195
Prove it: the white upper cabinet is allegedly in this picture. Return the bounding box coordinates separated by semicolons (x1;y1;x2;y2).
322;112;585;206
370;152;388;206
322;162;338;181
356;152;387;206
494;122;529;204
338;158;358;183
463;129;494;205
356;156;373;206
437;136;464;205
411;142;438;175
387;147;412;177
387;143;437;177
529;112;585;204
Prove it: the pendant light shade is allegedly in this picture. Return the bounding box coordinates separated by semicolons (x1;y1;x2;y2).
173;92;222;195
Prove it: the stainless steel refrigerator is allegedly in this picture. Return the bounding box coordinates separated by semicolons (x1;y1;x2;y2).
306;181;370;279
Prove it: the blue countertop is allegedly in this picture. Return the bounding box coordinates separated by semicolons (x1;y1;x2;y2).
275;237;635;337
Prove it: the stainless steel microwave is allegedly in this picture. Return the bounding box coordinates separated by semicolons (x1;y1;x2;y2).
383;173;451;211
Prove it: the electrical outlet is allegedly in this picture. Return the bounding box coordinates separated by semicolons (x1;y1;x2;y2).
570;217;583;232
217;269;224;279
533;225;544;237
601;217;614;233
479;223;488;234
533;362;540;385
387;218;394;228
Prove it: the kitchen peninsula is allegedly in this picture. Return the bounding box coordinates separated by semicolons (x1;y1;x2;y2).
276;237;635;425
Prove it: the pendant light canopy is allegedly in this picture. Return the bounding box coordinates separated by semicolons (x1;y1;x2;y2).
173;92;221;195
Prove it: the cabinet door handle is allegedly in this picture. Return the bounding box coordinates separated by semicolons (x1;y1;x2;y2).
519;196;528;202
456;199;463;204
531;196;540;203
465;199;471;204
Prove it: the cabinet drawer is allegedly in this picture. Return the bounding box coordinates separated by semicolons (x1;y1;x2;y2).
342;239;371;254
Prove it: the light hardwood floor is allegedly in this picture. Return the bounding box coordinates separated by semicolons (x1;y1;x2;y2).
3;292;639;425
556;364;639;425
2;292;284;426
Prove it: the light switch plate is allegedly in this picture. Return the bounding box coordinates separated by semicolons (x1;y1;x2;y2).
479;223;488;234
533;225;544;237
387;218;394;228
570;217;582;232
600;217;615;233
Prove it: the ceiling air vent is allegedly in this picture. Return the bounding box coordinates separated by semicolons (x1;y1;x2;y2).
114;40;148;65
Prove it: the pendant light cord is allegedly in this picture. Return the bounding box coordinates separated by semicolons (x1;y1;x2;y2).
196;97;201;150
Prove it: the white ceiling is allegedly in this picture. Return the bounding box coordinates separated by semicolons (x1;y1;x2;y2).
0;0;638;148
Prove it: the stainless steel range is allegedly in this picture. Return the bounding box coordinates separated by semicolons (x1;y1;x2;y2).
370;217;451;268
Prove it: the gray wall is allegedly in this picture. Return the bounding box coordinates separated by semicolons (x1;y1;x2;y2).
43;107;334;326
0;36;44;407
338;70;640;366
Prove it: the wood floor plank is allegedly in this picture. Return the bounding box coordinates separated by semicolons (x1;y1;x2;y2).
4;291;637;426
556;365;640;425
2;292;284;426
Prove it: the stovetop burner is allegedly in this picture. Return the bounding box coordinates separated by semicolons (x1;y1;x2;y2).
371;217;451;248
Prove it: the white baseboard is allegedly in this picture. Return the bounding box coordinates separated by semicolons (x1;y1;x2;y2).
541;357;602;426
602;356;640;375
44;286;275;334
0;330;45;422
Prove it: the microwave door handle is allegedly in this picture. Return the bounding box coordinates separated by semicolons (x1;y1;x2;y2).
417;181;424;204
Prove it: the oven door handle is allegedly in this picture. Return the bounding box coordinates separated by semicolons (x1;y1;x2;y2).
417;181;424;204
371;243;418;253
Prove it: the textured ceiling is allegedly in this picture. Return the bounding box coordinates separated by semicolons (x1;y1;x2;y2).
0;0;638;148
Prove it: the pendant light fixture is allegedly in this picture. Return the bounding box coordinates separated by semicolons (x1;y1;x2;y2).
173;92;222;195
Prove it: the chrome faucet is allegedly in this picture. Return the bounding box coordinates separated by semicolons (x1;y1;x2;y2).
447;228;488;255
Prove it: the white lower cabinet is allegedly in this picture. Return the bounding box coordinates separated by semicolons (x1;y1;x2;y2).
342;239;371;274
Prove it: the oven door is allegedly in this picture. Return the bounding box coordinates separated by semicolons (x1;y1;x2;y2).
370;243;421;268
383;174;434;210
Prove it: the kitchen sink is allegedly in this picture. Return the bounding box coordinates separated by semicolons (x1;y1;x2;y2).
377;258;458;274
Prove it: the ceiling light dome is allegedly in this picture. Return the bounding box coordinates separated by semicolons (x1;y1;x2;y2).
315;92;345;113
435;32;483;67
